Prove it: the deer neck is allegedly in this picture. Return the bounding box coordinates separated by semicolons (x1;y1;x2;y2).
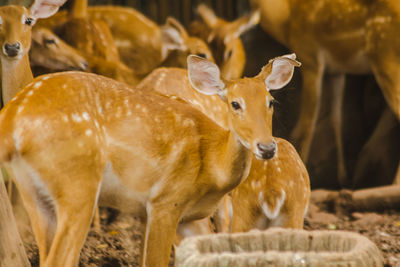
214;130;253;192
69;0;88;18
256;0;290;45
1;54;33;104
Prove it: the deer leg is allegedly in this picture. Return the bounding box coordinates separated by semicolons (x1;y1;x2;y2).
394;164;400;185
353;107;400;187
291;63;325;162
5;164;56;265
142;201;181;267
44;171;102;267
327;73;347;186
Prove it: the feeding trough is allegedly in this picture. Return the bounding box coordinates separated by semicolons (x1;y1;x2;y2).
175;228;383;267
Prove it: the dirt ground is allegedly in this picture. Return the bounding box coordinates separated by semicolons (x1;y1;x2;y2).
25;201;400;267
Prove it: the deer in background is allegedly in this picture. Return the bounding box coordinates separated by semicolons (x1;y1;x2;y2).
0;2;299;265
137;57;309;241
36;0;140;85
189;4;260;80
30;27;88;75
37;4;214;78
251;0;400;186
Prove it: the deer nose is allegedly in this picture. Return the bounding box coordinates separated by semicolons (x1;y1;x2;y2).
256;141;276;160
4;42;21;57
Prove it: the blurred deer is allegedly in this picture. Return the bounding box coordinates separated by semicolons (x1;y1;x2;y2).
0;1;299;263
189;4;260;79
30;27;88;75
38;5;214;78
137;56;309;241
252;0;400;186
35;0;139;85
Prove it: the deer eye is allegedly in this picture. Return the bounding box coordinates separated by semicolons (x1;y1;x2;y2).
231;101;241;110
196;53;207;59
44;38;57;45
25;17;34;26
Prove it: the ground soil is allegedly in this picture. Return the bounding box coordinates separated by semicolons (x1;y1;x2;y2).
25;200;400;267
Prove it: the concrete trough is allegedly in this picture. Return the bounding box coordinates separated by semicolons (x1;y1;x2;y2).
175;228;383;267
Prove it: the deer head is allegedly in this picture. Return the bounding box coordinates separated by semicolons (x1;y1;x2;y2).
161;17;214;67
187;53;300;159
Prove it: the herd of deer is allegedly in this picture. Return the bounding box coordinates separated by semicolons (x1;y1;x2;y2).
0;0;398;266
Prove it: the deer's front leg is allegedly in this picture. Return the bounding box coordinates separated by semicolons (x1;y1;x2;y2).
291;62;325;162
142;201;181;267
327;73;347;186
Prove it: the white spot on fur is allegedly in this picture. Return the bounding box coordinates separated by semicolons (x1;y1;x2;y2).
71;113;83;122
277;167;281;172
82;112;90;121
62;115;69;122
17;106;24;114
26;90;34;97
183;119;194;127
33;81;42;89
259;189;286;220
85;129;93;136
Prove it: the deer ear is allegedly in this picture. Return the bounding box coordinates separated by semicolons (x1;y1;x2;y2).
29;0;66;19
223;9;260;44
197;4;219;28
264;53;301;90
187;55;225;97
161;20;186;60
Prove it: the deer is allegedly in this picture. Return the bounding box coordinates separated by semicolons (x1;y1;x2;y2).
0;5;299;265
30;27;88;75
251;0;400;186
0;26;87;108
137;60;309;241
33;0;140;86
37;4;214;79
189;4;260;80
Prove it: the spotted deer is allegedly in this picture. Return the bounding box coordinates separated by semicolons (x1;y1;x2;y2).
189;4;260;79
36;0;139;85
0;2;299;264
251;0;400;186
38;5;214;77
137;58;309;241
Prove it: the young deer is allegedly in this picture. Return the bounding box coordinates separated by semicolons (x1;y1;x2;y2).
137;59;309;239
39;0;139;85
0;26;87;108
0;0;67;106
0;3;299;265
189;4;260;79
38;5;214;77
251;0;400;186
30;27;88;75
